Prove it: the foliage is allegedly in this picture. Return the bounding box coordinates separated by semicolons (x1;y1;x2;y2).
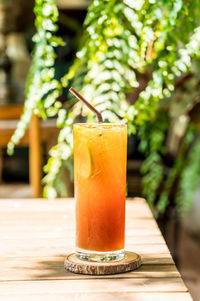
44;0;200;199
138;113;200;217
175;133;200;215
8;0;200;213
138;111;169;214
7;0;64;155
139;68;200;217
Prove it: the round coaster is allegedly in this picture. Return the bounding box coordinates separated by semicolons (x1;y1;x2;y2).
64;251;141;275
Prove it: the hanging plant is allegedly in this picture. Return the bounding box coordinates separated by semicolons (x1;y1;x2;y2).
8;0;200;213
7;0;64;155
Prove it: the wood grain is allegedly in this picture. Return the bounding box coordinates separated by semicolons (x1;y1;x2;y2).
0;198;192;301
64;252;141;275
0;264;179;281
0;278;187;294
0;292;193;301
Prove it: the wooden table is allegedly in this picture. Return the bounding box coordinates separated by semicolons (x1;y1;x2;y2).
0;198;192;300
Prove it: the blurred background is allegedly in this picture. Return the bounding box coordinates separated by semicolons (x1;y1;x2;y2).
0;0;200;300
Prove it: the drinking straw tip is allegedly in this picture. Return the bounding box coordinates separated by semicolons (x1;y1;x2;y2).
69;87;103;123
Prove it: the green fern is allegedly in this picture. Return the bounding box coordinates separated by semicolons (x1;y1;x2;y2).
44;0;200;197
7;0;200;205
138;111;168;213
175;134;200;215
7;0;64;155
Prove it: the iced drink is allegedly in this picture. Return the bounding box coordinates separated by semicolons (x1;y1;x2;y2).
73;123;127;261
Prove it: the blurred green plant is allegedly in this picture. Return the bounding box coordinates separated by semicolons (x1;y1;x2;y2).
44;0;200;200
139;68;200;217
7;0;64;155
8;0;200;214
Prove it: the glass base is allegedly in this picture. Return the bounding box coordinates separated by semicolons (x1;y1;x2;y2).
76;248;124;262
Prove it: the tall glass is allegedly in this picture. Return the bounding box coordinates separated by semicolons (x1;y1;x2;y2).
73;123;127;262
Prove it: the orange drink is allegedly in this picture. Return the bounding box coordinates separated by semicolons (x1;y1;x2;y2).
73;123;127;261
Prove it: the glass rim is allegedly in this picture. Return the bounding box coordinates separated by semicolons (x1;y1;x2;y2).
73;123;127;128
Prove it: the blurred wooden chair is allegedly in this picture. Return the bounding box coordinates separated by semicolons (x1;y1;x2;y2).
0;104;59;197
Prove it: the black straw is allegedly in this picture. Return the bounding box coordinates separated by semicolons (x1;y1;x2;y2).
69;87;103;123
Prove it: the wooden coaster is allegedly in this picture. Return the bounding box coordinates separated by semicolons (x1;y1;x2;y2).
64;251;141;275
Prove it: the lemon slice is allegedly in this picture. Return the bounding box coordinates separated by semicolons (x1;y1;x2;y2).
77;138;93;178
